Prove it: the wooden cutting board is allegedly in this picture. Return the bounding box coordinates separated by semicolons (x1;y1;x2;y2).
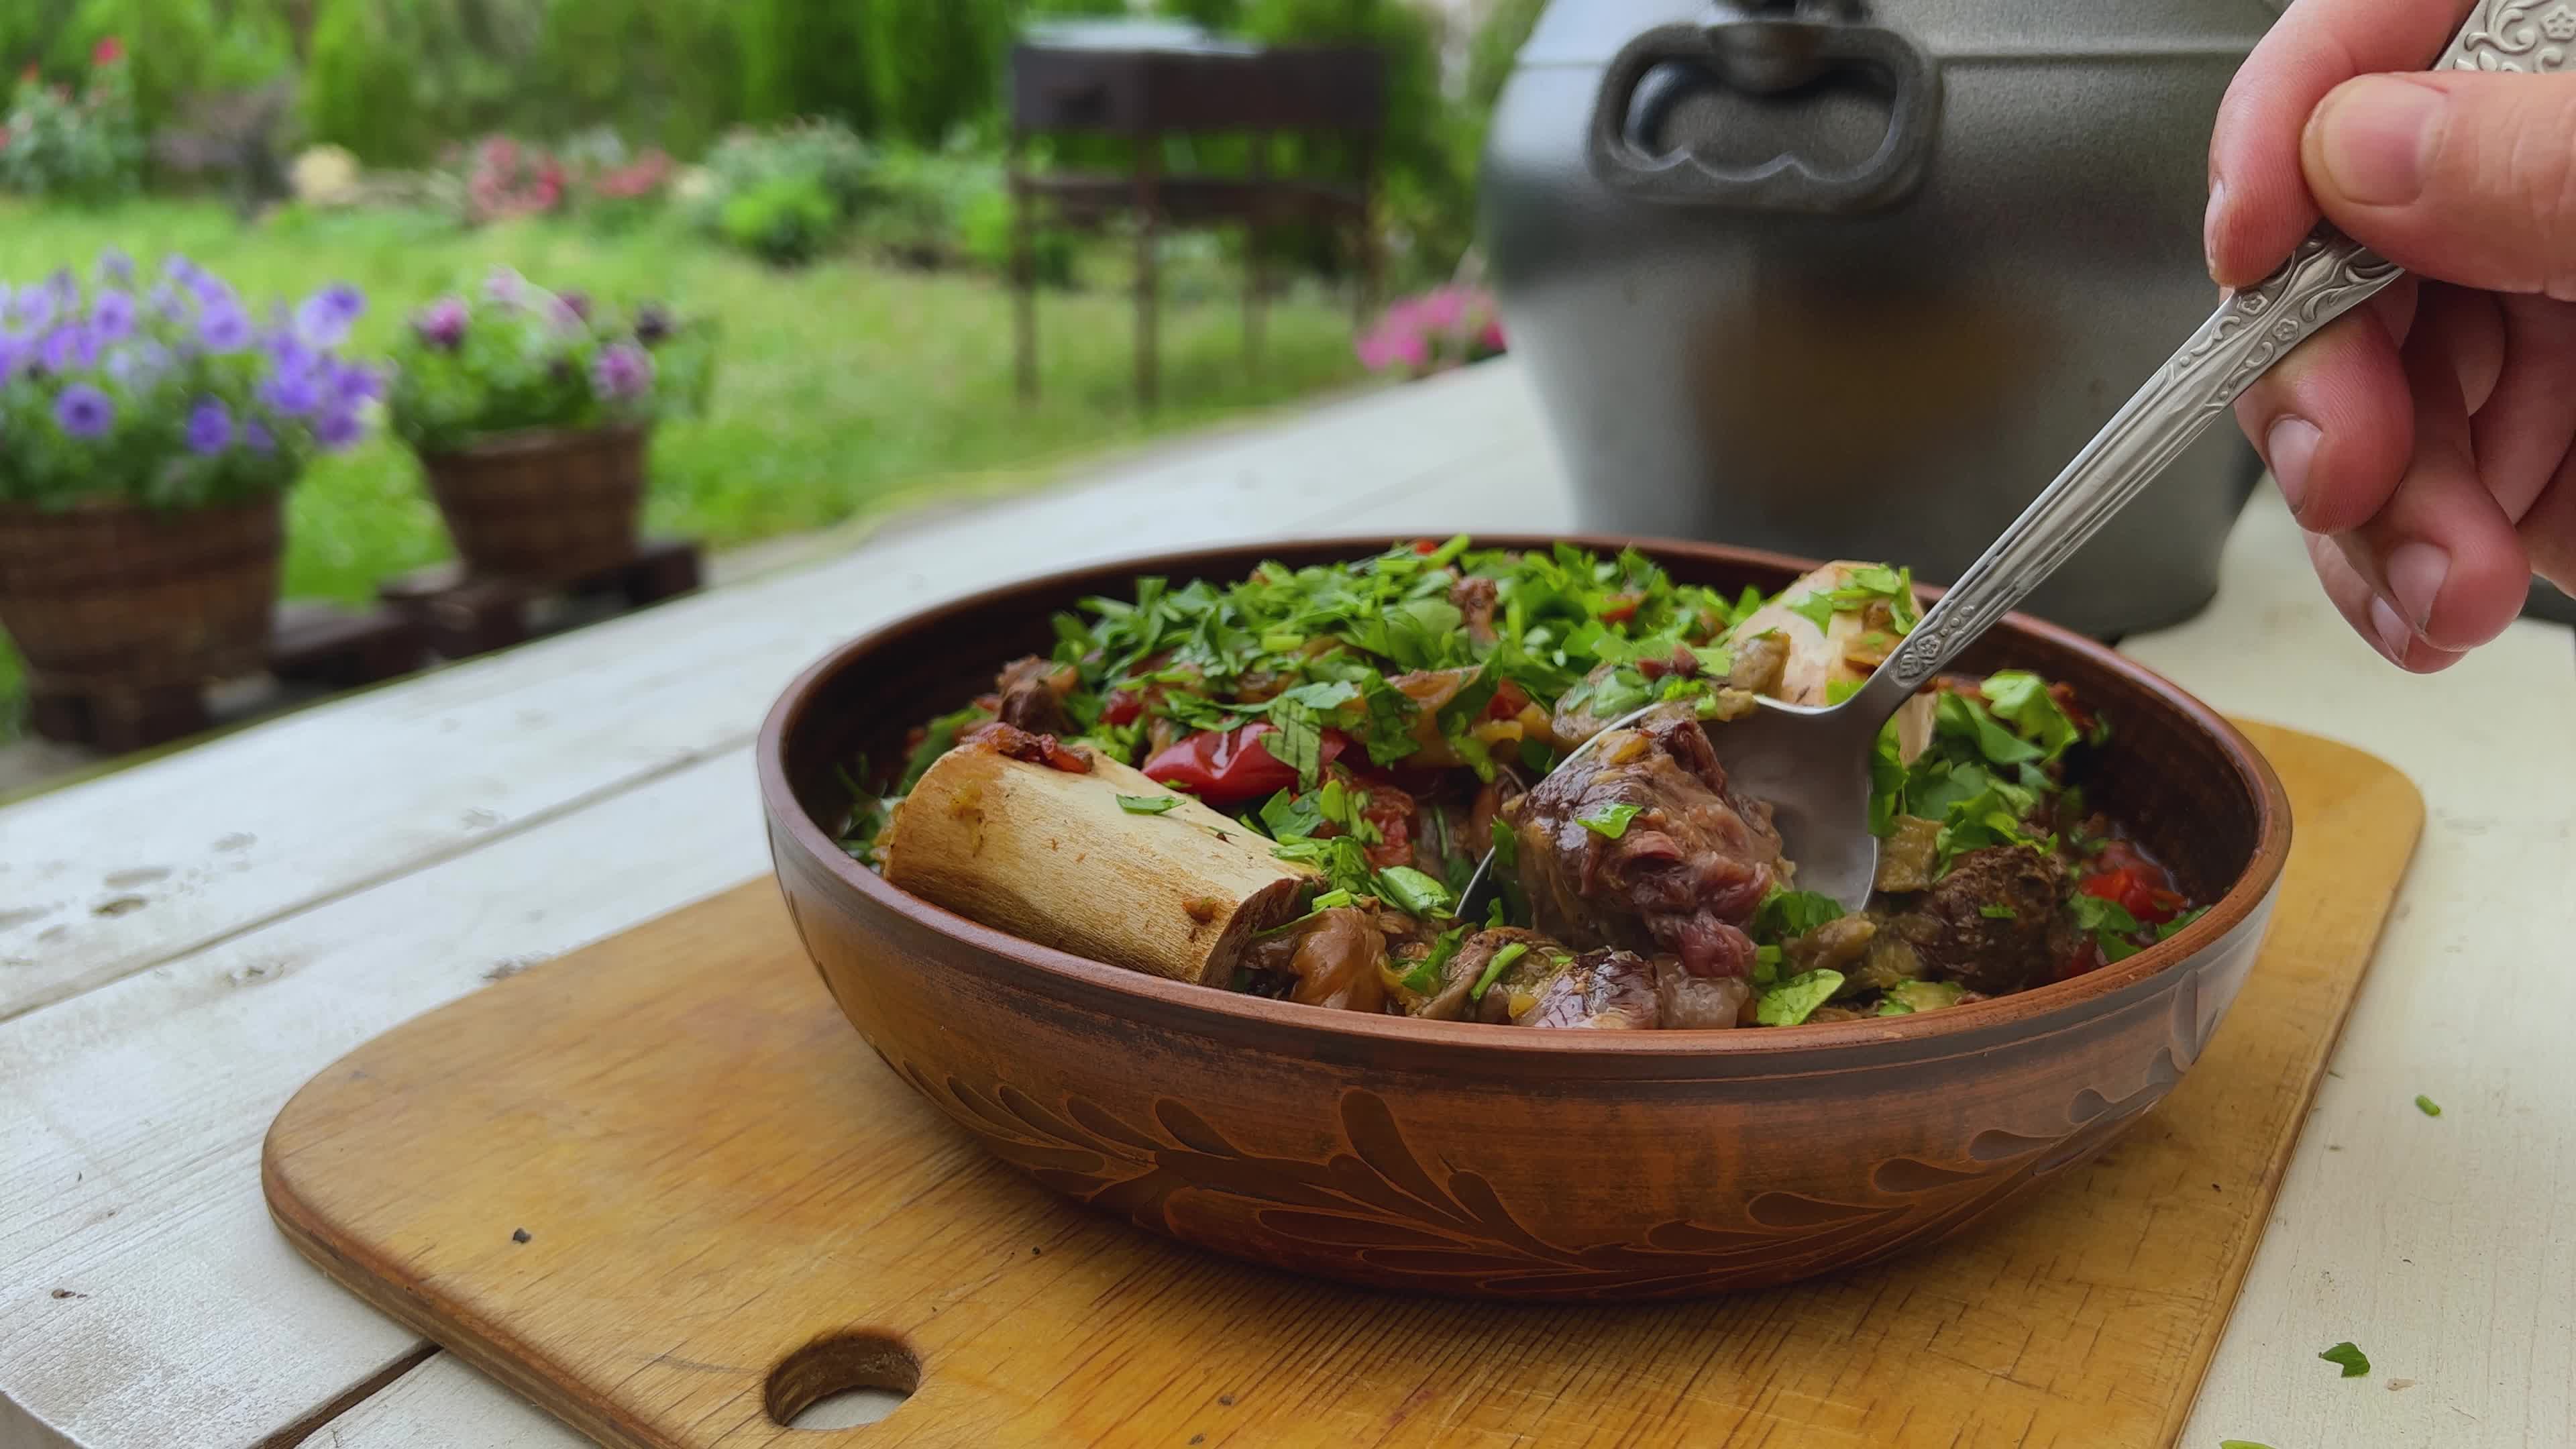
264;720;2422;1449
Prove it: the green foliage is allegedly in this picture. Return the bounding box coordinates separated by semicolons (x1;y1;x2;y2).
734;0;874;131
718;173;839;266
861;0;1012;149
958;182;1074;288
386;269;716;451
1464;0;1547;117
0;0;296;140
693;119;875;266
0;48;143;203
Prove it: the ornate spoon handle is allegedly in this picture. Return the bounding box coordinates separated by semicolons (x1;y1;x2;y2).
1844;0;2575;719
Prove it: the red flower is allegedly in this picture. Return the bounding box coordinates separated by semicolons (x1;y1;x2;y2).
91;36;123;66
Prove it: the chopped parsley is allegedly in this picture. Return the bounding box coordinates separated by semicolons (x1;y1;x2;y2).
2156;906;2209;941
1469;942;1529;1004
2317;1341;2370;1378
1825;678;1864;706
1375;865;1454;919
2069;893;2147;961
1116;794;1182;815
1979;670;2082;759
1578;802;1644;839
1753;890;1845;942
900;704;989;792
1756;969;1844;1026
2218;1442;2278;1449
2414;1094;2441;1118
1780;564;1919;637
1978;903;2018;920
1399;927;1466;994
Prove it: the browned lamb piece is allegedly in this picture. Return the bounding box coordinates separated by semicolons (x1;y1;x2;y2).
1503;704;1783;981
1880;845;2068;996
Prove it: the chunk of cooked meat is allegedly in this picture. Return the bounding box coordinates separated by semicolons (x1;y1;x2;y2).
1504;704;1782;979
1548;660;1625;749
1236;906;1387;1012
1782;915;1877;977
1411;926;1554;1022
959;720;1091;773
1653;955;1751;1028
1883;846;2066;996
1450;573;1501;645
1506;948;1664;1028
993;655;1079;734
1727;631;1789;698
1873;815;1944;893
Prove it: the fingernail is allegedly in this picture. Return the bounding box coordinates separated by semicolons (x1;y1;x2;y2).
2203;177;2227;280
2383;541;2449;631
2316;76;2445;206
2265;417;2322;513
2369;596;2414;664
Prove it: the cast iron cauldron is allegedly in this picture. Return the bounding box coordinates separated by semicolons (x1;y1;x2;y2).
1481;0;2282;638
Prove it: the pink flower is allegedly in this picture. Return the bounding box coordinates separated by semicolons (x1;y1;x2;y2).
1413;286;1468;335
1356;321;1430;374
91;36;123;66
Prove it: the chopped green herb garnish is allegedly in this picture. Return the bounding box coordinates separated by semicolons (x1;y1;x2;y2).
1825;678;1864;706
1978;670;2082;759
1786;592;1839;634
1469;943;1529;1004
2318;1342;2369;1378
1375;865;1454;919
2414;1094;2441;1118
2069;893;2145;961
1309;889;1354;911
1756;969;1845;1027
1753;890;1844;943
1116;794;1183;816
1579;802;1644;839
1752;943;1782;988
899;704;990;792
2218;1441;2278;1449
1978;903;2018;920
1399;927;1466;994
2155;906;2209;941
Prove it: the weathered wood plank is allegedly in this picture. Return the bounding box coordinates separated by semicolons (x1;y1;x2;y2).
0;365;1558;1024
0;751;768;1449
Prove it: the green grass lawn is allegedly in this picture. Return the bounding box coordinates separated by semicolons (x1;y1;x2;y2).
0;199;1375;737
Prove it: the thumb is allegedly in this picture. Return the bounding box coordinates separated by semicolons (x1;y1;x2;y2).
2303;70;2576;299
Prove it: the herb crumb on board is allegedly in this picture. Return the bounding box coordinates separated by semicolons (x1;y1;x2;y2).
2415;1093;2442;1117
2318;1340;2371;1377
511;1228;532;1244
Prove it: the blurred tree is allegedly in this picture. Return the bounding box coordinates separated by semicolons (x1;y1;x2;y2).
862;0;1012;148
736;0;873;132
3;0;296;137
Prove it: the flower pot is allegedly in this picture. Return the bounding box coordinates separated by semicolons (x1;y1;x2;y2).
419;425;649;584
0;496;284;696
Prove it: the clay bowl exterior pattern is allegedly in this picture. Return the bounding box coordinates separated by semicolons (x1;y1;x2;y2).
758;537;2290;1301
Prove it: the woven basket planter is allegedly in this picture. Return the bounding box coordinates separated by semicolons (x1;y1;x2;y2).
0;497;284;695
419;425;649;584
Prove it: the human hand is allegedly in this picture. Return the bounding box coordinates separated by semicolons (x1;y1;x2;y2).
2206;0;2576;670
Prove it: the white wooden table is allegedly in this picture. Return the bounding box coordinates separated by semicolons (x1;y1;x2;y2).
3;360;2571;1449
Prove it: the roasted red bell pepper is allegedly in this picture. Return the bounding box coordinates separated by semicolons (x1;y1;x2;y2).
2078;856;2185;925
1141;724;1346;806
1100;688;1144;727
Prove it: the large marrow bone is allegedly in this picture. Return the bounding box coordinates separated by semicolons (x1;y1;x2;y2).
883;741;1312;987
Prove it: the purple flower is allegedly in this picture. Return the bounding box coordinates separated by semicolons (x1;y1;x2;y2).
590;342;653;402
187;271;237;311
414;297;468;350
184;398;233;455
313;408;364;451
90;288;136;341
484;268;526;305
54;384;114;439
295;282;366;347
8;287;54;332
39;323;99;373
559;289;592;321
0;334;28;384
198;304;253;353
105;341;172;388
45;269;78;310
329;360;382;405
258;364;323;418
633;304;673;346
147;282;189;322
96;248;134;285
164;255;201;286
543;296;587;336
242;419;276;454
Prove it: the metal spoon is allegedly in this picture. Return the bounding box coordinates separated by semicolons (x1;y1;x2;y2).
1463;2;2548;919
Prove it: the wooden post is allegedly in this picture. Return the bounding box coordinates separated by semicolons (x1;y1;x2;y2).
1135;134;1162;414
1351;130;1380;331
1010;127;1038;405
1244;132;1267;375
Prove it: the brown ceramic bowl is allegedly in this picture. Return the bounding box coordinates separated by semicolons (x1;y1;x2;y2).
758;537;2290;1301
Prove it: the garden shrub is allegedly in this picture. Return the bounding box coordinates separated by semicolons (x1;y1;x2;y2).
1;0;296;140
0;40;144;204
957;177;1075;288
718;173;840;267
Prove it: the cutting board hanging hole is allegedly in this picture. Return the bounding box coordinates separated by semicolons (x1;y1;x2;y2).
767;1331;918;1432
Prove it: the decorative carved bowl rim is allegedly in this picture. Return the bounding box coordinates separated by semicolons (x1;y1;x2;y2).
758;533;2290;1067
